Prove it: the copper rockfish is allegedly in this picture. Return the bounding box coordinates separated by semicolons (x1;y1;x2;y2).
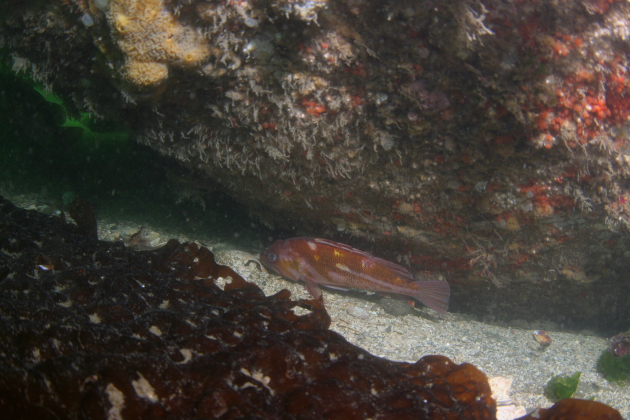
260;237;450;313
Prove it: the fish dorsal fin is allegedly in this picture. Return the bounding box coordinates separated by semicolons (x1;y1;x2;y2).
312;237;414;281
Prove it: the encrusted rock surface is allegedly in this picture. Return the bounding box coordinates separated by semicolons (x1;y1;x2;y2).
1;0;630;330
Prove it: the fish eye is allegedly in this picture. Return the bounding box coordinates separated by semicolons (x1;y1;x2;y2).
267;253;277;262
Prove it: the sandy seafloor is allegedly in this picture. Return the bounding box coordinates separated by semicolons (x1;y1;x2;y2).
4;193;630;420
215;251;630;420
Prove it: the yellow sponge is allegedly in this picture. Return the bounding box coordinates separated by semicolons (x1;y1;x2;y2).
107;0;209;87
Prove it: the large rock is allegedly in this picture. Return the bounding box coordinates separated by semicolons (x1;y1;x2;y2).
1;0;629;331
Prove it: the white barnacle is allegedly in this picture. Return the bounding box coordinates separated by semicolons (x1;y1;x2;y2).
149;326;162;336
31;348;42;363
12;55;31;73
105;383;125;420
243;35;275;62
240;368;274;395
132;373;158;403
215;276;232;290
178;348;194;364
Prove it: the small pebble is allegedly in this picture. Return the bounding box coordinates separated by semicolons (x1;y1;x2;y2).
347;306;369;319
378;297;414;317
81;13;94;27
533;330;552;348
39;205;54;215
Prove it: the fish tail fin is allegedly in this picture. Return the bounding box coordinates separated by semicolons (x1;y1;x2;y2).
413;281;450;313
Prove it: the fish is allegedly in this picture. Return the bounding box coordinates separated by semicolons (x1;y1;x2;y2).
260;237;450;313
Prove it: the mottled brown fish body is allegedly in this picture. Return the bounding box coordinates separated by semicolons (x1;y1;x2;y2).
260;237;450;313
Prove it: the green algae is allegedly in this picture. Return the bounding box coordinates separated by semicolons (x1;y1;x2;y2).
544;372;581;402
597;351;630;385
31;85;129;143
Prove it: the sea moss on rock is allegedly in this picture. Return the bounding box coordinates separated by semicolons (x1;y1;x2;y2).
597;351;630;384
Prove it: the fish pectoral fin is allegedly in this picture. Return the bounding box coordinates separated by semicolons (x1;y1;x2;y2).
303;278;323;299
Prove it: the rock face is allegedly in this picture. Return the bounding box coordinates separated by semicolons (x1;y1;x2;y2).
1;0;630;330
0;195;500;418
